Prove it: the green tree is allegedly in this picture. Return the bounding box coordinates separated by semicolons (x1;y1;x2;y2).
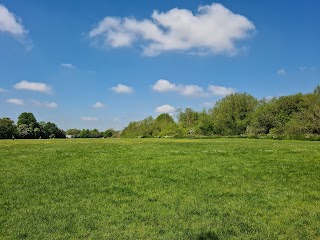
153;113;175;137
0;117;17;139
104;129;115;138
66;129;81;137
177;108;199;128
79;129;91;138
198;109;214;136
212;93;258;135
90;129;102;138
17;112;38;129
18;124;33;139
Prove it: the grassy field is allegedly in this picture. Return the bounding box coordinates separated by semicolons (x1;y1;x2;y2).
0;138;319;239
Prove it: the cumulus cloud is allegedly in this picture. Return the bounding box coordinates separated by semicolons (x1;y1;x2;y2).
14;80;52;93
277;69;286;76
32;100;58;108
111;84;133;94
60;63;76;69
81;117;98;121
152;79;177;92
92;102;105;108
89;3;255;56
6;98;24;105
155;104;175;114
152;79;235;97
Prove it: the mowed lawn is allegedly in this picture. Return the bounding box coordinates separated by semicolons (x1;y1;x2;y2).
0;138;319;239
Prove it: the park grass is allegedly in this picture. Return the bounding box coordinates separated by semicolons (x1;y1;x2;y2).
0;138;319;239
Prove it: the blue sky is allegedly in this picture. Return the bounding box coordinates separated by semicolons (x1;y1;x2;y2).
0;0;319;131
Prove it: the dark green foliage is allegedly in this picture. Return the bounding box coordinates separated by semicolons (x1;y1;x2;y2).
103;129;115;138
17;112;38;129
0;117;17;139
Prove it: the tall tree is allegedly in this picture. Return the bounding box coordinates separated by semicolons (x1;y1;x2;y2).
212;93;258;135
0;118;17;139
17;112;38;129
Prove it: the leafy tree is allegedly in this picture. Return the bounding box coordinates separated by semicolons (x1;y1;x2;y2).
79;129;91;138
249;99;277;134
42;122;65;138
198;109;215;136
153;113;175;137
104;129;115;138
90;129;102;138
177;108;199;128
18;124;33;139
0;117;17;139
212;93;258;135
121;116;155;138
66;129;81;137
17;112;38;129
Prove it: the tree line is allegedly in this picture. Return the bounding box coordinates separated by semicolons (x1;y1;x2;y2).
0;112;119;139
1;85;319;140
121;85;320;140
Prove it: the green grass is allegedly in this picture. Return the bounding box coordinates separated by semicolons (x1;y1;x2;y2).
0;138;319;239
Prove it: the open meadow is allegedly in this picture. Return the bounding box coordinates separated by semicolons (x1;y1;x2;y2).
0;138;319;239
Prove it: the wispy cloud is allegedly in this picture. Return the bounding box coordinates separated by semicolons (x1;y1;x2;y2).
111;84;133;94
92;102;105;108
14;80;52;93
6;98;24;105
89;3;255;56
60;63;76;70
153;79;235;97
0;4;32;49
155;104;175;114
277;69;286;76
32;100;58;109
299;66;317;72
81;117;98;121
0;88;8;93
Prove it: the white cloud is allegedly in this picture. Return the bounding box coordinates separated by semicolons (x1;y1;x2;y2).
207;85;235;96
152;79;235;97
6;98;24;105
14;80;52;93
0;88;8;92
0;4;32;49
92;102;105;108
60;63;76;69
277;69;286;76
111;84;133;94
0;4;26;37
155;104;175;114
89;3;255;56
32;100;57;108
81;117;98;121
152;79;177;92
